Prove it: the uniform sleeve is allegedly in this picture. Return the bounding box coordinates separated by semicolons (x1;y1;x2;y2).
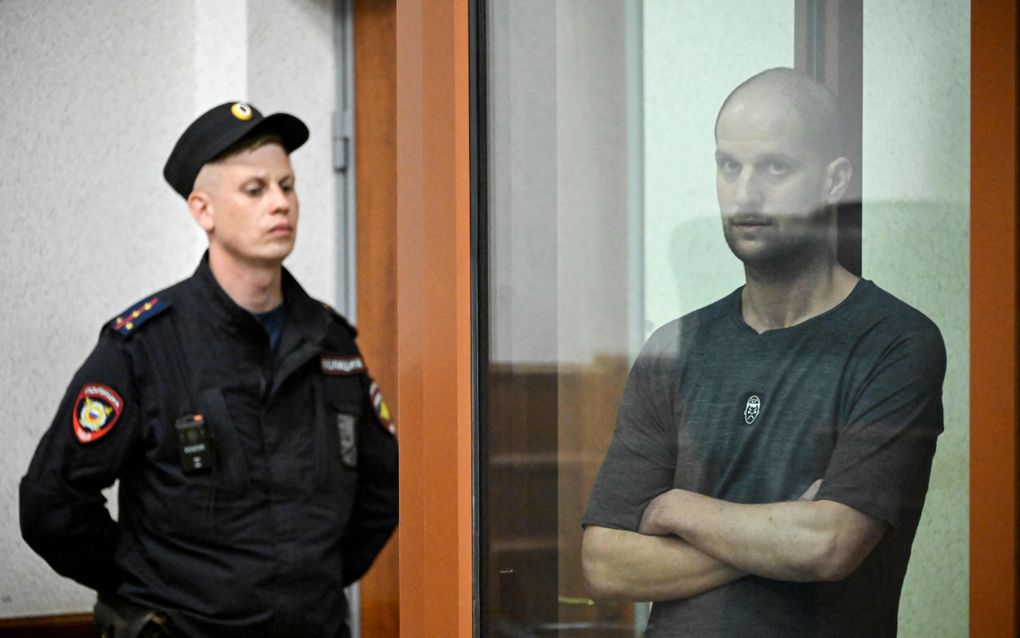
582;334;679;532
340;377;399;586
816;324;946;528
20;328;141;592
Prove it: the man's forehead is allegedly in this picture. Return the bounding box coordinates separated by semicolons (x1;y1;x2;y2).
716;95;814;150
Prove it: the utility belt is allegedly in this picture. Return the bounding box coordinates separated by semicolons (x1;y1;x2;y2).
93;593;175;638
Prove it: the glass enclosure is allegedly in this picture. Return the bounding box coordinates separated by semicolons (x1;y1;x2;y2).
477;1;969;636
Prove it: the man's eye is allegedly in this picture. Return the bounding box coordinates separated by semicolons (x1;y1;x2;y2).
244;184;264;196
765;161;789;176
718;159;740;174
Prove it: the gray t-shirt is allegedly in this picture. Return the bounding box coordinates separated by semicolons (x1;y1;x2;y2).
583;280;945;637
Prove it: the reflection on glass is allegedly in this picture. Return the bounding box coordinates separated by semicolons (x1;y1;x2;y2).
482;1;645;634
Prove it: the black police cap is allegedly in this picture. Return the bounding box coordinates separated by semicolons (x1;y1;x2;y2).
163;101;309;199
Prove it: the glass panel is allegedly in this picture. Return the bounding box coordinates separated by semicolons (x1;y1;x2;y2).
861;2;970;635
644;2;794;327
479;1;969;636
482;2;645;634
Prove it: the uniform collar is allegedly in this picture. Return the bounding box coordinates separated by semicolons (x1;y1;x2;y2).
279;266;333;350
189;251;331;347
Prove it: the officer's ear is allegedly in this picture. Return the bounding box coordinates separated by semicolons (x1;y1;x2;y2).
187;190;215;233
188;165;218;233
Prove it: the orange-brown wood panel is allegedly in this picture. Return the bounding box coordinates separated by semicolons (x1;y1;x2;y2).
970;0;1018;635
557;357;632;633
353;0;400;636
0;614;92;638
485;359;632;635
485;364;561;629
395;0;472;635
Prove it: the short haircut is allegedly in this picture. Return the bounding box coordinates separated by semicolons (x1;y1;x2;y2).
715;67;847;160
191;133;288;196
211;132;287;163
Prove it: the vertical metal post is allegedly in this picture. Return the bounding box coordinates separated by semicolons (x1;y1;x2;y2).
626;0;645;357
335;1;361;635
469;0;486;636
335;0;358;322
794;0;862;276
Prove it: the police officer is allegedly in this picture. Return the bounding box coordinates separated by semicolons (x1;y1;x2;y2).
20;102;398;638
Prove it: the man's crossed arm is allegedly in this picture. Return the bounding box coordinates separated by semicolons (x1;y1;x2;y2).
581;481;885;602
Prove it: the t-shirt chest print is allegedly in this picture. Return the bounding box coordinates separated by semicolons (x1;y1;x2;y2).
740;391;765;425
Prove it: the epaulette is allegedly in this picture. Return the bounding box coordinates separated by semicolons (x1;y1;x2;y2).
110;296;171;336
320;302;358;338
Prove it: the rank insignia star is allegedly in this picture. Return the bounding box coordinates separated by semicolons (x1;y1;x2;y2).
111;296;169;335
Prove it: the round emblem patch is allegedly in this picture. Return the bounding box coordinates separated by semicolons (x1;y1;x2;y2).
230;102;253;121
73;383;124;444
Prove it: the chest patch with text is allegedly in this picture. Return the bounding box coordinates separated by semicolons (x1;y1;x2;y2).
321;355;365;376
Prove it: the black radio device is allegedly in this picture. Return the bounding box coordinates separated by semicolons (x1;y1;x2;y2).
174;413;215;474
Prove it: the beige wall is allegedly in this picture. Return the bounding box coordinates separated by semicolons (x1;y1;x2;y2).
0;0;337;617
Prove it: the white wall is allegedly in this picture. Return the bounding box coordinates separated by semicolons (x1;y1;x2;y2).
0;0;337;617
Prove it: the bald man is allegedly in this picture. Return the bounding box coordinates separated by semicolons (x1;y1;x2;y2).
581;68;944;636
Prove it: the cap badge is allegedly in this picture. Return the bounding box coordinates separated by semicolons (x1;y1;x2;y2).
230;102;254;121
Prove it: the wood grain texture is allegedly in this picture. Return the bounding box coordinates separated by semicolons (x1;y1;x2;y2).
970;0;1018;635
353;0;400;636
0;614;93;638
395;0;473;634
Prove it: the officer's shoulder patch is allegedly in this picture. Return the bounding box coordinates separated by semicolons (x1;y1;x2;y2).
369;380;396;436
73;383;124;444
109;295;170;336
320;302;358;338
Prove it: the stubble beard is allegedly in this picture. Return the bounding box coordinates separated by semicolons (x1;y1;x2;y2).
723;211;833;282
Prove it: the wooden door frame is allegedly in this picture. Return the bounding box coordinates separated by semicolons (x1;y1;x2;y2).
352;1;400;636
970;1;1017;635
393;0;474;636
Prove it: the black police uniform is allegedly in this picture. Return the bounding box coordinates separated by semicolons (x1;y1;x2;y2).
20;254;398;638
